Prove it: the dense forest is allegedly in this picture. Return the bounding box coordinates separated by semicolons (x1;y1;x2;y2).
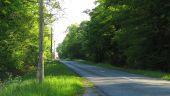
57;0;170;72
0;0;54;80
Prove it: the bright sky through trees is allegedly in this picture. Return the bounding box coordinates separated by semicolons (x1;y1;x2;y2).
53;0;96;47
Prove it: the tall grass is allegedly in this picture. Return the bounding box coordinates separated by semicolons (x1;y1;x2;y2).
0;61;84;96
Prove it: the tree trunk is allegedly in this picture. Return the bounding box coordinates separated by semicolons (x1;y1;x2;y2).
37;0;44;83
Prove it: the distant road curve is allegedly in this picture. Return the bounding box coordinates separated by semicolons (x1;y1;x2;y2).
62;61;170;96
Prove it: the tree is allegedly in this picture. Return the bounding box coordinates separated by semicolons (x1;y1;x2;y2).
58;0;170;72
0;0;58;81
37;0;44;83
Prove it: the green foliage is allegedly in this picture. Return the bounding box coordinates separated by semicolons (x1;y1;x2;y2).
58;0;170;72
0;0;56;80
57;24;87;59
0;61;84;96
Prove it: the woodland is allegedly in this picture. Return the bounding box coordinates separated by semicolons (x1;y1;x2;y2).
58;0;170;72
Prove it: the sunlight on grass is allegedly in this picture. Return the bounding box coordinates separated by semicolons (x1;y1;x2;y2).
162;75;170;80
0;76;83;96
0;61;84;96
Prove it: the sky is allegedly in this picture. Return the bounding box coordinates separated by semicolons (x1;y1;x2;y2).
52;0;96;48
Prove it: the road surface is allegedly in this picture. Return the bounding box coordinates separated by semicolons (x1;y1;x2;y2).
62;61;170;96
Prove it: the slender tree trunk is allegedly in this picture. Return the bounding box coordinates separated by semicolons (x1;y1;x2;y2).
37;0;44;83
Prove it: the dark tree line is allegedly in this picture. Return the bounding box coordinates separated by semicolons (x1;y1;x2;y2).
57;0;170;72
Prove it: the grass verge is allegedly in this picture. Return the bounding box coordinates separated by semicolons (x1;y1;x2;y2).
0;60;85;96
74;59;170;81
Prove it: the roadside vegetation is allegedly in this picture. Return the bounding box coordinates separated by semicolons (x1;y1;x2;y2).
74;59;170;81
57;0;170;74
0;61;85;96
0;0;58;80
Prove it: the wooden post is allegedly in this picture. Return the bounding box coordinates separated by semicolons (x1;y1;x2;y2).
51;27;53;61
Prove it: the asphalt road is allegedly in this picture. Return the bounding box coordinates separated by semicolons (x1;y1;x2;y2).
62;61;170;96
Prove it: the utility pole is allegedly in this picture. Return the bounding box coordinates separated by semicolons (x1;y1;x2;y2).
37;0;44;83
51;26;53;60
54;40;56;59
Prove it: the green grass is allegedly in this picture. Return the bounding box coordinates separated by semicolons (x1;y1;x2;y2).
74;59;170;81
0;61;85;96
